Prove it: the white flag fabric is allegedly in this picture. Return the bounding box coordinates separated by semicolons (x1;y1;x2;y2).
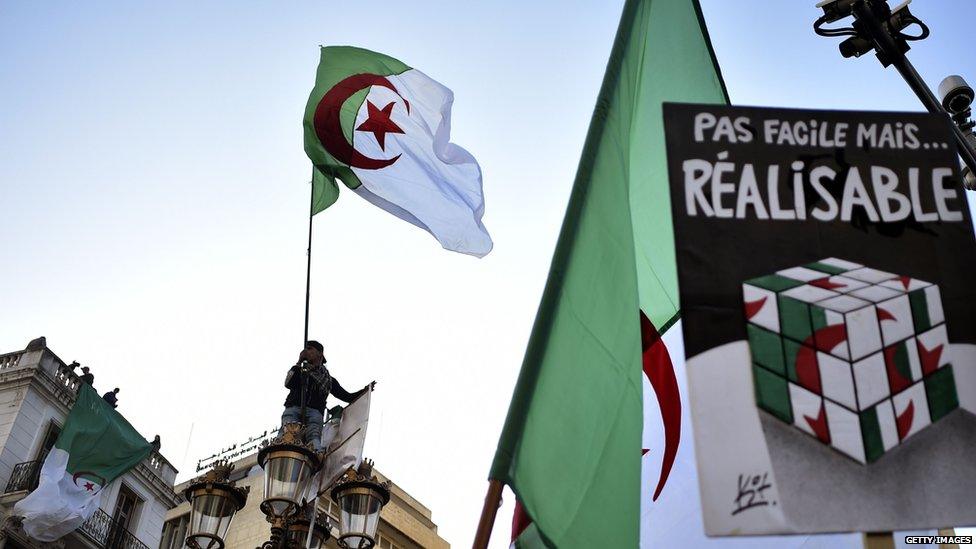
306;388;371;502
348;71;492;257
14;449;101;541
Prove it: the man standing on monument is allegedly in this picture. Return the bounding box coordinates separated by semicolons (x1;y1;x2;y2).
281;340;373;451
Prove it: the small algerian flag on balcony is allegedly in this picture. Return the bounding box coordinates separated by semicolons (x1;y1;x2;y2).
14;385;151;542
304;46;493;257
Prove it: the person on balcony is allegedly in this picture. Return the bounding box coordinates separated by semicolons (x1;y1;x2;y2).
79;366;94;386
281;340;374;451
102;388;119;408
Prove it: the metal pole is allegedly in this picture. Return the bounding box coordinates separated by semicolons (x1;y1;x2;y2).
890;56;976;174
850;1;976;176
300;179;315;426
304;179;315;346
305;495;319;549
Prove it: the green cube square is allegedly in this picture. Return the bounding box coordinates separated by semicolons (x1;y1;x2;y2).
753;364;792;423
805;261;849;276
745;274;805;293
859;406;885;463
783;338;809;385
747;324;784;375
925;365;959;422
779;295;813;344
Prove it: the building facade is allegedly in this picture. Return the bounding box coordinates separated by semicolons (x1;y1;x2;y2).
0;339;180;549
163;447;450;548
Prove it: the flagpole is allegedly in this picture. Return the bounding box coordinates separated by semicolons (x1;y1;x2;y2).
302;179;316;549
304;178;314;346
472;480;503;549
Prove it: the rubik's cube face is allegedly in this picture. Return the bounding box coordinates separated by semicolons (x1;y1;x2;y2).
744;258;959;464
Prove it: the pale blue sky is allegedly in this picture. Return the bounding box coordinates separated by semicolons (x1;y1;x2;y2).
1;1;974;547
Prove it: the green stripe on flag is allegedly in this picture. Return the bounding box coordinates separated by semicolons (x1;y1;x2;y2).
303;46;410;213
488;0;728;546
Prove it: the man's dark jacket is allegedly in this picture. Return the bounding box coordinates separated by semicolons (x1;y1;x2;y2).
283;362;363;414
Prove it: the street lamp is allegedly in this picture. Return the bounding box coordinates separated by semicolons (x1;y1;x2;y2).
286;503;332;549
330;460;391;549
813;0;976;187
257;423;322;542
183;460;249;549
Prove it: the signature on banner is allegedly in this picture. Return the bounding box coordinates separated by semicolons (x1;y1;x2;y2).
732;472;775;516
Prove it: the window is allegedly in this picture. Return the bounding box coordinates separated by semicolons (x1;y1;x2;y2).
109;485;143;545
35;422;61;462
113;484;141;527
375;533;403;549
159;514;189;549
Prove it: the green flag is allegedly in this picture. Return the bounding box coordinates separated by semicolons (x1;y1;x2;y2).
490;0;728;546
14;385;151;541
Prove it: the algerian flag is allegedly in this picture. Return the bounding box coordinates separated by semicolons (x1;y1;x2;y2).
493;0;728;546
14;385;151;541
304;46;492;257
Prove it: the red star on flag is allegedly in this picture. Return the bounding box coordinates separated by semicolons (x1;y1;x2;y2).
84;481;94;492
356;100;404;151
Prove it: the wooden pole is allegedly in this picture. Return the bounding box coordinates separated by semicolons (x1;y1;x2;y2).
862;532;894;549
472;480;504;549
938;528;959;549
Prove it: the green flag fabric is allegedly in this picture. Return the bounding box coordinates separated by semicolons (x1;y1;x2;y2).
490;0;728;547
14;385;151;541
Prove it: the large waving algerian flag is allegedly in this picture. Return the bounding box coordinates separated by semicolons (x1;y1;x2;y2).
14;386;151;542
303;46;492;257
493;0;728;547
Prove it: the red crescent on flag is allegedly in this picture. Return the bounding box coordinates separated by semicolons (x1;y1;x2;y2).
313;73;408;170
72;471;106;494
640;311;680;502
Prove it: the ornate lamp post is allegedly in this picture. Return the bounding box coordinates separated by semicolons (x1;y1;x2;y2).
285;503;332;549
183;460;249;549
330;460;391;549
191;418;391;547
257;423;322;547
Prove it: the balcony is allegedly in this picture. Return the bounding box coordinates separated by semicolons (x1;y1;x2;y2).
4;459;41;494
79;507;149;549
3;461;149;549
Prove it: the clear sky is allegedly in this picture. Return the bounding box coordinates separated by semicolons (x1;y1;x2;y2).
1;0;974;547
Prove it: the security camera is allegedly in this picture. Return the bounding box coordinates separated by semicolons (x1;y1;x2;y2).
939;75;974;114
816;0;859;23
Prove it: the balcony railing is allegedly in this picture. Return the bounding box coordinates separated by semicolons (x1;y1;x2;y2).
3;461;148;549
79;507;150;549
4;459;41;493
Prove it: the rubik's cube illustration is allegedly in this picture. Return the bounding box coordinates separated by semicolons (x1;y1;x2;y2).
744;258;959;464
